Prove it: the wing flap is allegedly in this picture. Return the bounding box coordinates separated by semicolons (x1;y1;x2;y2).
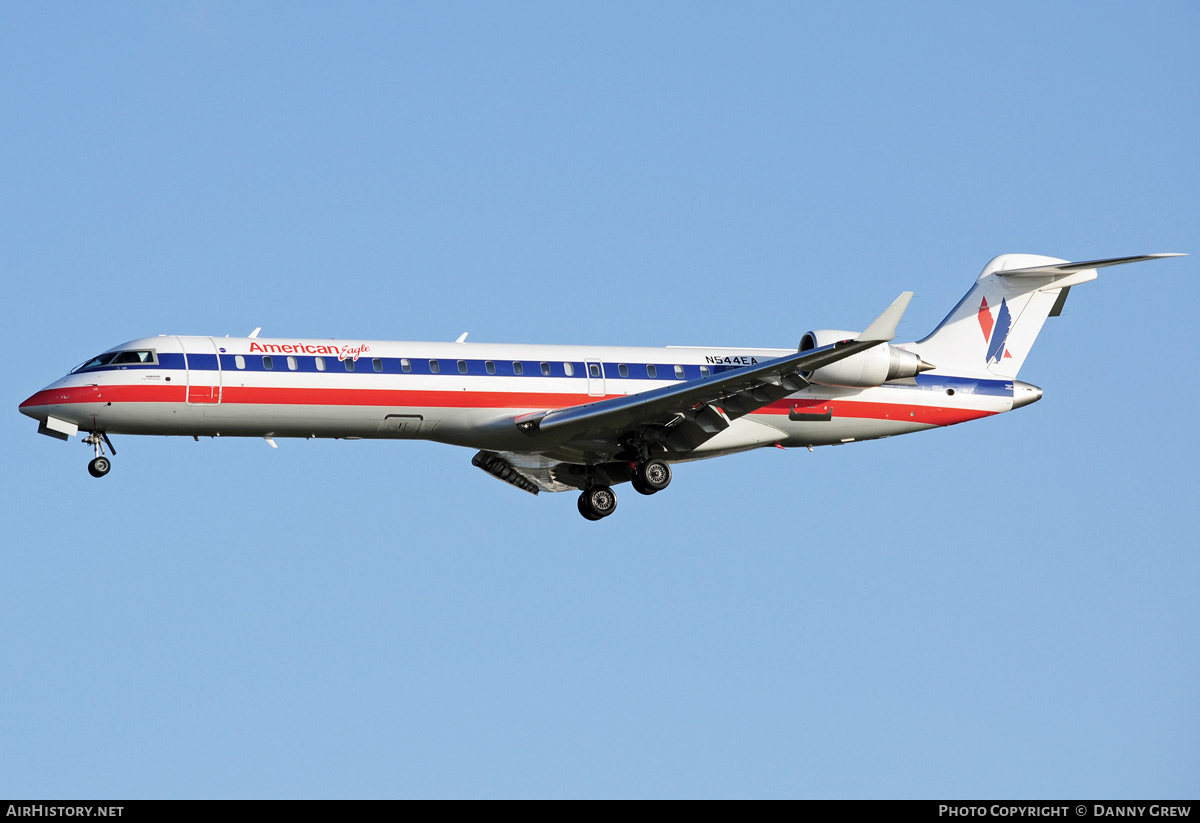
472;450;585;494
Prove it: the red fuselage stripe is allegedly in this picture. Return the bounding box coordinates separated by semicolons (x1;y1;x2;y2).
21;384;997;426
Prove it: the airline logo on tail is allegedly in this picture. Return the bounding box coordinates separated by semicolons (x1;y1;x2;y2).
978;297;1012;364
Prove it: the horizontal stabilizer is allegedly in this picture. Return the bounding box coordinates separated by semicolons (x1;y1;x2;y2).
996;253;1186;278
915;251;1186;379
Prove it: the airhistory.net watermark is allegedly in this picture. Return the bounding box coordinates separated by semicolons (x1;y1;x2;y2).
6;807;123;818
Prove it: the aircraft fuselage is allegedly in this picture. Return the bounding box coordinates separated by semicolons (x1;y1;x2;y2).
21;334;1025;466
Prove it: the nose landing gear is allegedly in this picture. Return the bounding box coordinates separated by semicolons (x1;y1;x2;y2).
83;432;116;478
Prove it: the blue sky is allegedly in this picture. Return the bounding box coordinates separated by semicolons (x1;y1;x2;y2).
2;1;1197;798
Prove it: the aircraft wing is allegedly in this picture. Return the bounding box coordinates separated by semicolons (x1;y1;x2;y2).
513;292;914;456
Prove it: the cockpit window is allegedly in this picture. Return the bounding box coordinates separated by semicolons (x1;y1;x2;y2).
77;353;118;371
113;350;155;365
73;350;156;373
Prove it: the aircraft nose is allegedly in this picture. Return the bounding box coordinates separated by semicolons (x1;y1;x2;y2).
19;389;53;421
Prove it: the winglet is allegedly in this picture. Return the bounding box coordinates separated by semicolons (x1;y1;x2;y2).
857;291;914;343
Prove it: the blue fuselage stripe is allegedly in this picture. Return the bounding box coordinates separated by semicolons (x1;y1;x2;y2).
74;355;1015;395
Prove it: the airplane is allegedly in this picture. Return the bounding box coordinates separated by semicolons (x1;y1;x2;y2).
19;252;1184;520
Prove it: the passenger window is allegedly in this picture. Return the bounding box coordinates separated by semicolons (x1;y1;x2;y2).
401;358;412;373
315;357;326;371
485;361;496;374
345;358;355;372
646;364;657;378
589;363;601;378
513;362;524;375
287;356;298;371
429;360;440;373
540;362;550;376
564;362;575;377
373;358;383;372
458;360;468;374
235;355;245;370
700;365;710;377
618;364;628;378
674;365;685;379
263;356;274;370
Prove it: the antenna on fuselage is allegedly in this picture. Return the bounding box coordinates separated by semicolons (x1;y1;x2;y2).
455;332;468;343
248;327;261;338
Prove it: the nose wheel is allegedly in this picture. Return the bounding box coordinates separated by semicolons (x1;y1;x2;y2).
82;432;116;478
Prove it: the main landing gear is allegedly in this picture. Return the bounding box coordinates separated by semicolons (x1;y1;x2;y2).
83;432;116;478
578;486;618;521
575;459;673;520
630;458;671;496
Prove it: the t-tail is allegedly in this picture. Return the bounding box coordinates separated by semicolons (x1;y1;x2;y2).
909;253;1185;379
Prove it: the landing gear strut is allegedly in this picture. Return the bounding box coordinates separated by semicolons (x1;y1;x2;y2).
83;432;115;478
578;485;618;520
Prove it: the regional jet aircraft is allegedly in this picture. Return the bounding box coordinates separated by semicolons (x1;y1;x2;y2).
20;253;1183;520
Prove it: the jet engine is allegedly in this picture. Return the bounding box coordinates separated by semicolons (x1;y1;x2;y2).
799;330;933;387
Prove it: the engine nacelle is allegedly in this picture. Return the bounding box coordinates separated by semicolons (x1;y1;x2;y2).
798;330;931;387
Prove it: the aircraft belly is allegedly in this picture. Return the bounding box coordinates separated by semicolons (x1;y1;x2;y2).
32;402;179;435
61;396;523;444
685;418;787;457
768;384;1007;446
203;403;452;439
65;400;446;439
780;417;933;447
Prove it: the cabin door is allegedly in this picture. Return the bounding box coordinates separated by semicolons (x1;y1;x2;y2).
176;336;223;404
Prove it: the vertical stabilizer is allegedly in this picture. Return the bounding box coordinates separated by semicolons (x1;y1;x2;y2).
910;253;1183;378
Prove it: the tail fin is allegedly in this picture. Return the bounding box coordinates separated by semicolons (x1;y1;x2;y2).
910;253;1184;378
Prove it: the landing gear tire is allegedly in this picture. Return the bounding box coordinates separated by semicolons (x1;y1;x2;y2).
631;471;655;495
88;457;111;478
639;459;671;493
577;495;602;521
578;486;617;520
